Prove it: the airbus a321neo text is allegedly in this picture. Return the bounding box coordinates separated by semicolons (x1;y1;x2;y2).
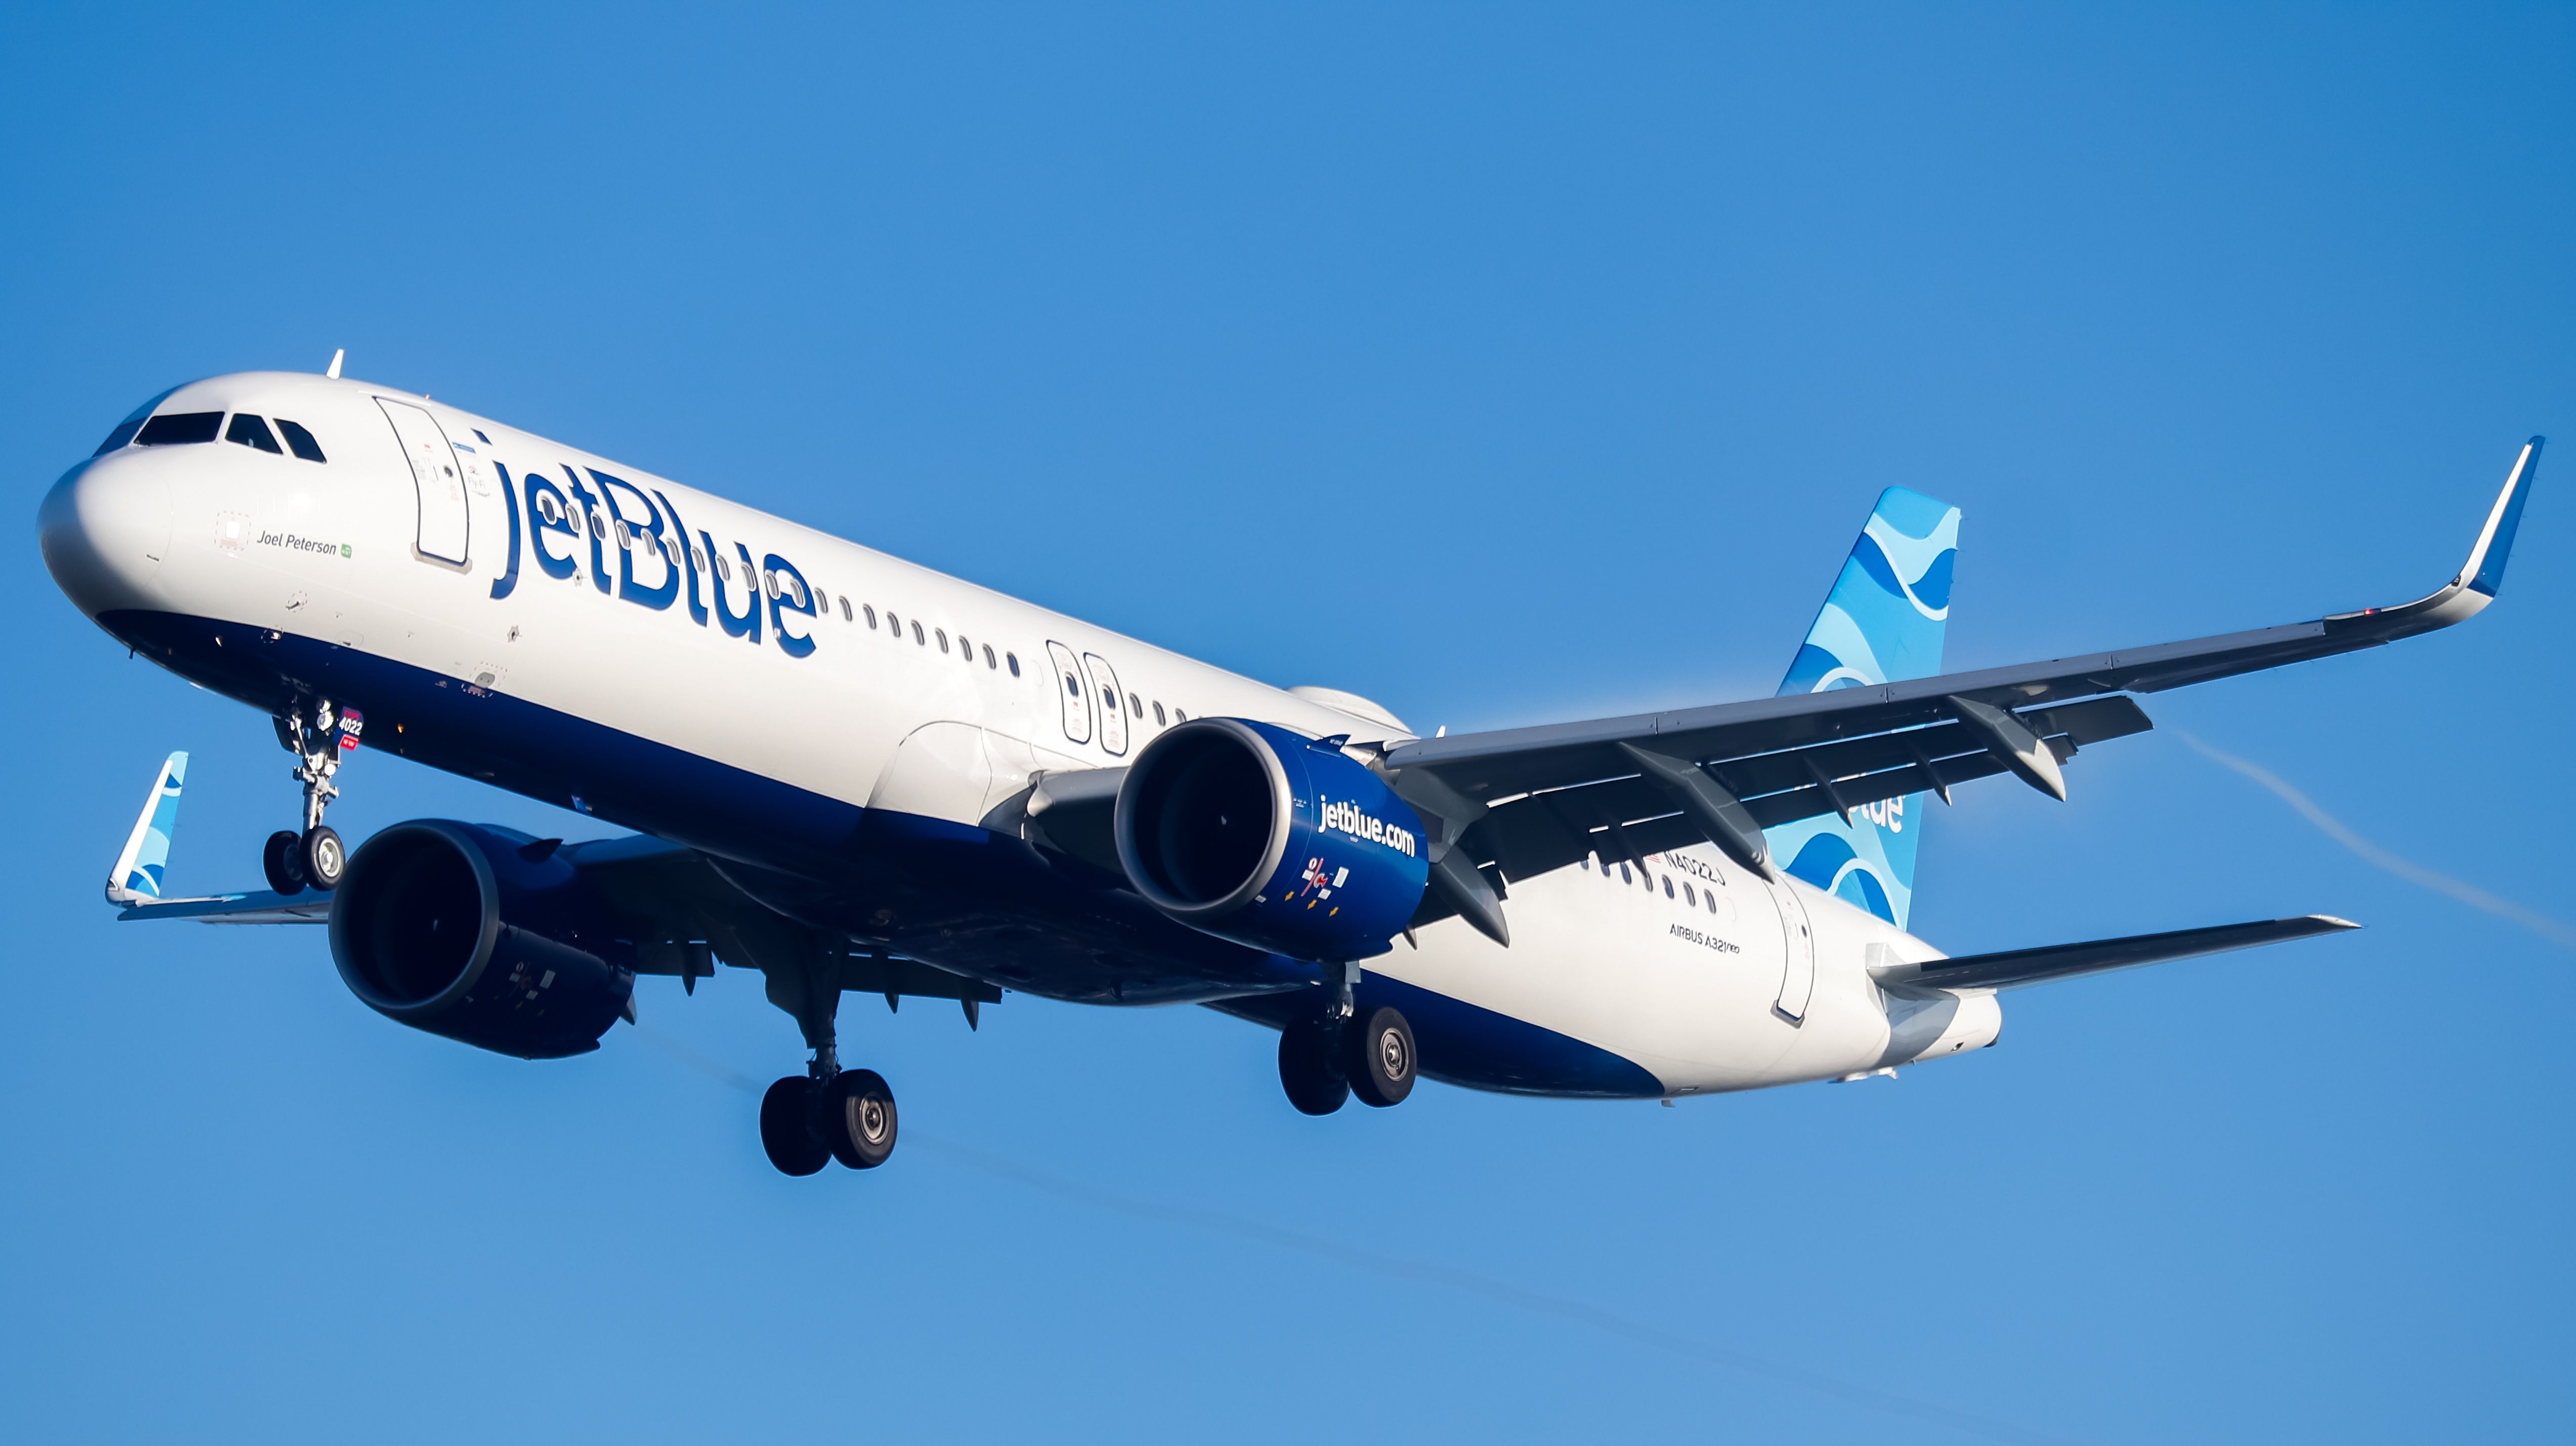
38;364;2541;1173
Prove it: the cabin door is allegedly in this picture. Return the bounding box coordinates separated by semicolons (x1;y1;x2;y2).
376;398;469;567
1767;874;1816;1023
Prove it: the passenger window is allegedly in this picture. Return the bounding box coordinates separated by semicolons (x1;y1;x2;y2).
1153;701;1166;726
1682;883;1695;907
936;628;949;653
863;604;877;628
1172;708;1185;721
225;414;283;453
1006;652;1021;676
715;553;732;582
886;611;899;635
912;621;925;645
1705;892;1718;915
1619;863;1632;884
691;546;706;571
983;644;996;669
275;418;326;461
1128;692;1143;716
1662;876;1674;898
135;412;223;446
839;597;852;621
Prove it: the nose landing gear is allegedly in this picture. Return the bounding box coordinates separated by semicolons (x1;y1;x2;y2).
261;701;353;896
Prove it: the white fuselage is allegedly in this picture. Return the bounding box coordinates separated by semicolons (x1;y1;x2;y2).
42;371;2001;1097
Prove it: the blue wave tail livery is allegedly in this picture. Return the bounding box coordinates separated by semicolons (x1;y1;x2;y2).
1767;486;1960;929
36;366;2542;1172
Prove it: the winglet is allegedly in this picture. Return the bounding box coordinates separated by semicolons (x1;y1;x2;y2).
2463;435;2542;599
2328;436;2543;638
106;751;188;906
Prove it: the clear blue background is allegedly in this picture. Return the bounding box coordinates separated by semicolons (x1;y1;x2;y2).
4;5;2570;1441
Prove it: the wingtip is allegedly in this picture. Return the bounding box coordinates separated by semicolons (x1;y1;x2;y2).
2309;914;2362;930
2464;437;2540;598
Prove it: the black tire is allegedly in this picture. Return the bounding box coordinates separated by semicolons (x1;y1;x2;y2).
1346;1007;1416;1108
759;1076;829;1176
301;825;346;892
817;1069;898;1169
1278;1017;1349;1116
262;830;305;896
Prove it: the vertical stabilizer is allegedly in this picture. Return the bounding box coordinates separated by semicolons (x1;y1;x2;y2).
1766;489;1959;927
107;751;188;906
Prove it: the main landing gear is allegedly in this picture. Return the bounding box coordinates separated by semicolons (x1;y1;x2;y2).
756;935;900;1176
1277;971;1417;1116
262;700;350;896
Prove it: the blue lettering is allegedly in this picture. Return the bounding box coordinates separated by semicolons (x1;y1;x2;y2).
489;462;524;600
705;534;761;644
654;489;710;626
524;472;579;580
595;471;678;612
567;468;610;594
765;552;817;658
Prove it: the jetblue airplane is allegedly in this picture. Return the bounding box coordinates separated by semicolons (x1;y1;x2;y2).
39;362;2541;1174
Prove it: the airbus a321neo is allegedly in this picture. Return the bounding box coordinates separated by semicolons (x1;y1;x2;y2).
38;362;2541;1173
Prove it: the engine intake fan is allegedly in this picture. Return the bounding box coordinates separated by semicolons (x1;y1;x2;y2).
1114;718;1429;963
328;820;635;1059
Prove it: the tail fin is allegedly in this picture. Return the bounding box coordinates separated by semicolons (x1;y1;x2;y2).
1765;489;1960;928
107;751;187;906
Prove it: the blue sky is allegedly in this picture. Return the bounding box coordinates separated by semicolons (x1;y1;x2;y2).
5;4;2572;1441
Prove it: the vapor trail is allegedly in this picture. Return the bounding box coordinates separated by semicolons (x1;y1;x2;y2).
2170;730;2576;949
629;1025;2078;1446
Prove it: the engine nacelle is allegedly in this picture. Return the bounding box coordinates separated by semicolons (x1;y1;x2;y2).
1114;718;1430;963
328;820;635;1059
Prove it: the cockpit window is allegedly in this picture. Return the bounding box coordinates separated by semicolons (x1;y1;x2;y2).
93;386;183;455
134;412;224;446
225;414;284;454
93;417;148;455
275;418;326;462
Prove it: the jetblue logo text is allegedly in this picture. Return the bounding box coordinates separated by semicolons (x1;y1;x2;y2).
489;461;820;659
1320;799;1416;858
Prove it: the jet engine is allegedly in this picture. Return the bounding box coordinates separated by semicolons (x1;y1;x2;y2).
1114;718;1429;963
327;820;635;1059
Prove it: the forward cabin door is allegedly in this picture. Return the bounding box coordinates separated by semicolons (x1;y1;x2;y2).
376;398;469;567
1766;874;1816;1022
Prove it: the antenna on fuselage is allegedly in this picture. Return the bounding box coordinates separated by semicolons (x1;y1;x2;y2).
325;348;344;380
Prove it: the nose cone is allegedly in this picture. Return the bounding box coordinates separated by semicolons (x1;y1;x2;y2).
39;452;172;620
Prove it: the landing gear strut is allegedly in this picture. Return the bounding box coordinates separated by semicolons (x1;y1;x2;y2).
263;700;349;895
756;935;900;1175
1277;967;1416;1115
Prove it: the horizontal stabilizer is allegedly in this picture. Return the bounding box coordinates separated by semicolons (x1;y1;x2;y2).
1890;914;2357;992
118;891;331;925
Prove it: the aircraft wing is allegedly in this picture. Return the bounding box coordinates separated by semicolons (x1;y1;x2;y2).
1380;439;2541;910
1882;914;2358;992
